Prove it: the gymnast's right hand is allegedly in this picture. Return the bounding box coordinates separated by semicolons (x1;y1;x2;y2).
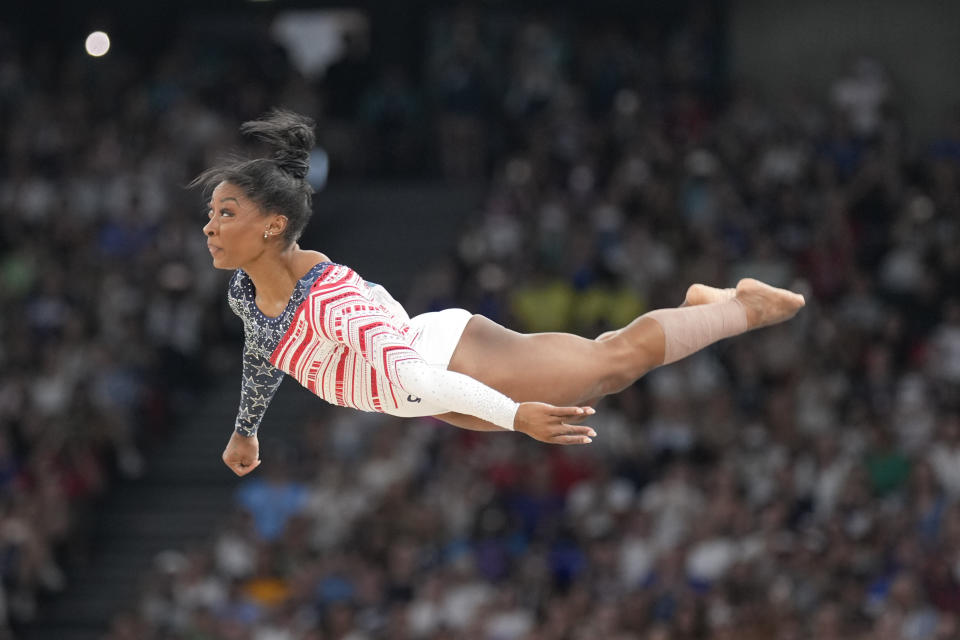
514;402;597;445
223;431;262;476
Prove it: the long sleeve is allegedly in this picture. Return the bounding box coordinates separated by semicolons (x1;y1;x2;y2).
314;279;519;429
234;343;285;437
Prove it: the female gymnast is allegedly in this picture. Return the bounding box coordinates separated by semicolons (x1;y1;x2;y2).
198;110;806;476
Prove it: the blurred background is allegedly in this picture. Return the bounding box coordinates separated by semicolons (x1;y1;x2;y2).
1;0;960;639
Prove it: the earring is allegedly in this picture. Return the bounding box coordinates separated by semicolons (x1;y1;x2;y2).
263;230;269;239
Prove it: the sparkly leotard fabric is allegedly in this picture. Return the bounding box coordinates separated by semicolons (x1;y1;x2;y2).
228;262;518;436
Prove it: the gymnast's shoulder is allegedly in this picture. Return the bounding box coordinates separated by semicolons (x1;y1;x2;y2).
292;247;331;272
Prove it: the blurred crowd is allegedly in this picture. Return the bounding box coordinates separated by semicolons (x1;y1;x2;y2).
2;2;960;639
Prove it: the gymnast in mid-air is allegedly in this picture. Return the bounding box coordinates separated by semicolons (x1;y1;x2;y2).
196;110;806;476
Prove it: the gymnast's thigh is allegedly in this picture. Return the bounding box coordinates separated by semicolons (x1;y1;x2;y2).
446;315;621;405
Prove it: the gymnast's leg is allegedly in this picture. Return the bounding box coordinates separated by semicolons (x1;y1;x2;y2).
446;278;805;407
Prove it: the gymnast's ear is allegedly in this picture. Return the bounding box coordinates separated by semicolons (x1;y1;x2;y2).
265;212;289;238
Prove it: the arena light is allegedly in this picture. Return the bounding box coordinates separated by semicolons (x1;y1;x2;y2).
85;31;110;57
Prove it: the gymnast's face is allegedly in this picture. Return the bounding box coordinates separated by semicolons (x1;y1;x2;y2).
202;181;285;270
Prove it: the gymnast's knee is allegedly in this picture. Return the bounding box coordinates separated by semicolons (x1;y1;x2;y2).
595;336;649;396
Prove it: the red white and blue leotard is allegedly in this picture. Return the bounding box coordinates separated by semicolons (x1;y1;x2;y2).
228;262;518;436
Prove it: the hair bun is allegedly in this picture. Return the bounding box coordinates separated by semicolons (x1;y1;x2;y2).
240;109;316;180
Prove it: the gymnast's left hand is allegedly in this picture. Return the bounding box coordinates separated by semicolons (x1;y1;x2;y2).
514;402;597;445
223;431;262;476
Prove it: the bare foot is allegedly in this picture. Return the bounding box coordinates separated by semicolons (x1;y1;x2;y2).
734;278;806;330
683;283;737;307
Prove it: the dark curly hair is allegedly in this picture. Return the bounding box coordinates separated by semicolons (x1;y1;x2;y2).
191;109;316;244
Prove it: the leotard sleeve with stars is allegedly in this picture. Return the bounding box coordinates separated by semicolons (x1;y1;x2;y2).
234;347;285;437
226;274;286;437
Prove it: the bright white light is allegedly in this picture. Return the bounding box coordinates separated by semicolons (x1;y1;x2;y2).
85;31;111;57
